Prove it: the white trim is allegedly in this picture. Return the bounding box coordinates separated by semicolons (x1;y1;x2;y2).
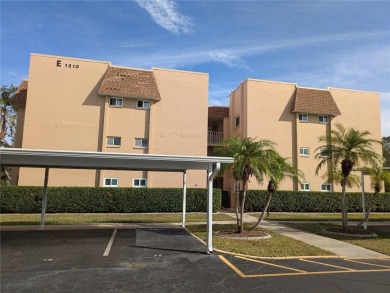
132;178;147;188
299;147;309;157
321;183;332;192
298;113;309;122
300;182;310;191
104;177;119;187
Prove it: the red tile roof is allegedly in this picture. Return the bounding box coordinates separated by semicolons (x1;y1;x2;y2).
11;80;28;107
98;67;160;100
291;87;341;116
208;106;229;117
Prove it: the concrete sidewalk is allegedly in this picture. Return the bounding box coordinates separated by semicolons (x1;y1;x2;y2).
220;212;388;258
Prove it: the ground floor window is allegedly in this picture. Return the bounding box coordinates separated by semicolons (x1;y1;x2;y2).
133;178;147;188
104;178;119;187
321;184;332;192
300;183;310;191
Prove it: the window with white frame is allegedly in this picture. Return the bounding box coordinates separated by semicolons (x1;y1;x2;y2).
137;100;150;109
234;115;240;128
134;138;148;148
106;136;121;147
298;114;308;122
109;97;123;107
318;115;329;124
300;183;310;191
104;178;118;187
133;178;147;188
321;184;332;192
299;147;309;157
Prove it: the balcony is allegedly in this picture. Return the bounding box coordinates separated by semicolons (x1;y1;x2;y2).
208;131;224;145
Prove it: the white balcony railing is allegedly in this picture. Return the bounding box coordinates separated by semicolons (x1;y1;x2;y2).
208;131;223;144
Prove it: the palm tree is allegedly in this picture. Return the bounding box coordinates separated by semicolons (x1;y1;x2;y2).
315;123;383;230
357;167;390;228
1;85;17;146
215;137;279;233
251;155;303;229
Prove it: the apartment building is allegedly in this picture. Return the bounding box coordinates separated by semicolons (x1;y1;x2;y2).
12;54;208;188
212;79;382;201
12;54;382;203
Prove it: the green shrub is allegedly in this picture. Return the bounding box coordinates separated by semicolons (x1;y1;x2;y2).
0;186;222;213
244;190;390;213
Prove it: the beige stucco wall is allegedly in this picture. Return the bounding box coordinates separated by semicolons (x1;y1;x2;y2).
147;68;209;188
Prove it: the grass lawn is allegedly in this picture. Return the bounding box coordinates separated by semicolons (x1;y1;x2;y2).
187;224;334;257
284;222;390;256
248;212;390;221
0;213;234;225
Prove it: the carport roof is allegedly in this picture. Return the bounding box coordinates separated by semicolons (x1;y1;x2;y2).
0;148;234;171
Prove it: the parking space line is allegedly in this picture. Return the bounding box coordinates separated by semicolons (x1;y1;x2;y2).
344;258;390;269
219;256;246;277
235;256;307;273
103;229;117;256
299;258;355;271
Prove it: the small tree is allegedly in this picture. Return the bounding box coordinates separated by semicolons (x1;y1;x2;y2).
216;137;280;233
315;123;383;230
357;167;390;228
251;155;303;229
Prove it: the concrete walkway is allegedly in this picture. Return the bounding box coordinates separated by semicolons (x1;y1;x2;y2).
220;212;388;258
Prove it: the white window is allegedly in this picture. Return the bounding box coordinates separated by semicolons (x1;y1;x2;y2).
321;184;332;192
134;138;148;149
299;147;309;157
104;178;118;187
109;97;123;107
300;183;310;191
133;178;147;188
298;114;308;122
234;115;240;128
318;115;329;124
106;136;121;147
137;100;150;109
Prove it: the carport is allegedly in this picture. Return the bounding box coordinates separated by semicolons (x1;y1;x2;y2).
0;148;233;253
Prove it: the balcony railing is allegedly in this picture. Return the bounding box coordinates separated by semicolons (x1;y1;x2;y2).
208;131;223;145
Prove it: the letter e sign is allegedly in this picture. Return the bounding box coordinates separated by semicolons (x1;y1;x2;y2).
56;60;62;67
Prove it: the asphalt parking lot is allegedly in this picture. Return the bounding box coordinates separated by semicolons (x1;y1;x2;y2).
1;227;390;292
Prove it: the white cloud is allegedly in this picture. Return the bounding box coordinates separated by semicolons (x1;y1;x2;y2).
209;50;249;70
135;0;192;34
380;92;390;137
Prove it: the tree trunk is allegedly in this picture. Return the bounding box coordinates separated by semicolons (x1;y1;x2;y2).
235;186;240;232
341;182;348;230
239;180;248;233
251;191;273;230
357;193;375;228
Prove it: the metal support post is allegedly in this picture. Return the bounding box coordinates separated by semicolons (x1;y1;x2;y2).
40;168;49;230
182;170;187;228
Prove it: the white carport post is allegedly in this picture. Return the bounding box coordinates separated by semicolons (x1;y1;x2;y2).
40;168;49;229
182;170;187;228
206;162;220;254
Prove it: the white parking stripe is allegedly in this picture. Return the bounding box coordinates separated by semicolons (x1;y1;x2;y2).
103;229;117;256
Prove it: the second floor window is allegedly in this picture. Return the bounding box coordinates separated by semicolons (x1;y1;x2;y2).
298;114;308;122
318;115;329;124
299;147;309;157
107;136;121;147
137;100;150;109
109;97;123;107
135;138;148;148
234;115;240;128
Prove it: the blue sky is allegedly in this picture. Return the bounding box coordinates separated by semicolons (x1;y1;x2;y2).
1;0;390;136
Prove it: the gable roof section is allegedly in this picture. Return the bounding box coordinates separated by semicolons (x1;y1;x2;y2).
98;67;160;100
208;106;229;118
11;80;28;107
291;87;341;116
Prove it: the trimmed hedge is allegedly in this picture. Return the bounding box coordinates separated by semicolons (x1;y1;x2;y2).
0;186;221;213
244;190;390;213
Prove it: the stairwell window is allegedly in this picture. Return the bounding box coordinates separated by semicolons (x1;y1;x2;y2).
133;178;147;188
106;136;121;147
234;115;240;128
300;183;310;191
104;178;118;187
321;184;332;192
134;138;148;149
298;114;308;122
299;147;309;157
137;100;150;109
318;115;329;124
109;97;123;107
